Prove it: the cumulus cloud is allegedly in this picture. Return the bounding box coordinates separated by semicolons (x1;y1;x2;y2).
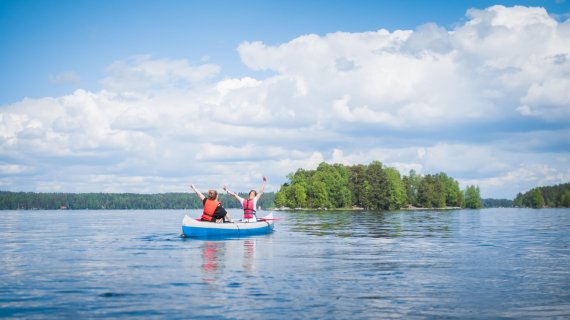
1;5;569;198
237;5;569;127
518;77;570;119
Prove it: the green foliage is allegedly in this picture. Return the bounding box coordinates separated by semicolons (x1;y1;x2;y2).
482;198;513;208
464;185;483;209
529;189;545;208
513;183;570;208
402;169;421;206
418;175;443;208
560;190;570;208
0;191;275;210
274;190;287;208
290;184;308;208
308;180;329;208
347;164;369;208
513;193;524;207
365;161;390;210
385;167;407;210
275;161;466;211
439;172;464;207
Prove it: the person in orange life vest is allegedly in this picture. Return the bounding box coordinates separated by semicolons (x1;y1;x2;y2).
190;184;232;223
223;176;266;222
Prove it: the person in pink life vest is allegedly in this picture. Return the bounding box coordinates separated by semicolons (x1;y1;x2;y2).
223;176;266;222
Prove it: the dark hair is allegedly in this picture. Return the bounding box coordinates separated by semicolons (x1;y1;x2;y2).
207;190;218;200
249;190;257;196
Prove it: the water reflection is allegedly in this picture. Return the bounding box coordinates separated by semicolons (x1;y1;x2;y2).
200;241;226;281
287;210;455;239
199;238;261;280
1;209;569;319
289;211;355;236
242;239;255;273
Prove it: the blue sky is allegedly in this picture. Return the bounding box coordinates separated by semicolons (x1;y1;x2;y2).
1;0;569;198
2;0;569;104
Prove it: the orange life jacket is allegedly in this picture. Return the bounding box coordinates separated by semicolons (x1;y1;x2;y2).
243;199;256;219
201;199;219;221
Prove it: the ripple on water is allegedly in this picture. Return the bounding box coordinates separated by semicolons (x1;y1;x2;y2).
0;209;569;319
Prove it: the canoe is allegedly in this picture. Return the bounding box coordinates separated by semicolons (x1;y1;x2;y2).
182;213;275;238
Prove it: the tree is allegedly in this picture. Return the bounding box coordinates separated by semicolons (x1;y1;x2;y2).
365;161;390;210
418;175;440;208
529;189;545;208
348;164;368;208
308;180;329;208
267;160;472;211
288;169;311;189
464;185;483;209
512;183;570;208
0;191;278;210
316;163;350;208
332;164;352;208
482;198;513;208
403;169;421;206
385;167;407;210
274;190;287;208
438;173;463;207
560;190;570;207
513;192;524;207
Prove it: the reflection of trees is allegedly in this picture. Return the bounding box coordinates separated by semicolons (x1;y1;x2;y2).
288;210;455;239
289;211;352;236
288;211;399;238
400;211;455;238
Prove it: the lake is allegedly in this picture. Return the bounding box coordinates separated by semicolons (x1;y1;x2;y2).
1;208;569;319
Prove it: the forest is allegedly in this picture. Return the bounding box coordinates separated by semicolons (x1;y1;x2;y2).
274;161;483;210
482;198;513;208
6;164;567;211
0;191;276;210
513;183;570;208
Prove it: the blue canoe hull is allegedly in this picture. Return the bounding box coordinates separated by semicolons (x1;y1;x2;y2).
181;214;275;238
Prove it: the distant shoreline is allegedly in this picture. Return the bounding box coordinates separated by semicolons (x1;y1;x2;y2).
271;206;463;211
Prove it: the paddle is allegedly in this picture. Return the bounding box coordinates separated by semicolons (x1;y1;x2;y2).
194;216;279;222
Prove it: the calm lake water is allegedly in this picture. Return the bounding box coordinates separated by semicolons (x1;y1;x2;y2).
1;208;569;319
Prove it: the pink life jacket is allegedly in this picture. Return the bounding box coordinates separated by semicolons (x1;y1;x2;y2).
243;199;256;219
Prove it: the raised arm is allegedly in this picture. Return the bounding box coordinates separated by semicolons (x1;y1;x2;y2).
190;184;205;201
223;185;242;201
255;176;267;200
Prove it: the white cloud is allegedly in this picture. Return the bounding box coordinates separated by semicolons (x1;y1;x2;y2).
518;77;570;120
101;55;221;91
237;4;569;126
0;5;569;199
461;164;570;198
0;164;30;175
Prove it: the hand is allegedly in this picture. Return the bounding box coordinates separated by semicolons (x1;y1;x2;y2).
190;184;196;189
223;185;228;191
262;175;267;182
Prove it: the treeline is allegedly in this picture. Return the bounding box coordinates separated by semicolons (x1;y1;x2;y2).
274;161;483;210
0;191;275;210
482;198;513;208
513;183;570;208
